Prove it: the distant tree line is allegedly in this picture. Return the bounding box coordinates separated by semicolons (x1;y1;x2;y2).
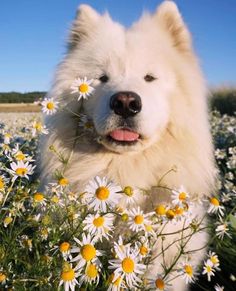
0;89;235;115
209;88;236;116
0;92;46;103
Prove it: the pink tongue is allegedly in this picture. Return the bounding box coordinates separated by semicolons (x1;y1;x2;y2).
109;129;139;141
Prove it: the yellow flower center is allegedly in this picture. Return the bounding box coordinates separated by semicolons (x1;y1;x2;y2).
34;193;44;202
206;265;212;272
60;242;71;253
61;268;75;281
3;144;9;150
139;245;148;256
134;215;144;224
15;151;26;161
210;256;218;264
123;186;133;197
81;244;96;261
184;265;193;276
210;197;220;206
51;195;59;203
34;122;42;131
108;274;122;286
155;278;165;289
85;121;93;129
121;213;129;222
145;224;153;232
85;264;98;278
46;102;54;110
23;239;32;249
95;186;110;200
174;206;184;215
4;216;13;226
122;257;135;273
155;204;166;216
5;133;11;138
0;273;6;282
93;216;104;227
166;209;175;219
15;167;28;176
79;83;89;93
59;178;69;186
41;228;48;236
0;178;5;189
179;192;187;201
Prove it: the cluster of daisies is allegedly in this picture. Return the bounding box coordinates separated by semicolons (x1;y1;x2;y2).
41;77;94;116
52;175;231;291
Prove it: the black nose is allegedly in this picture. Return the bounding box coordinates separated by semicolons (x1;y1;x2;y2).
110;91;142;118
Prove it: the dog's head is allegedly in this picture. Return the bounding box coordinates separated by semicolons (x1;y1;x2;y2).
58;1;201;153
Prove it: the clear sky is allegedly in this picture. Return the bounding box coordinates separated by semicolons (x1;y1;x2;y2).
0;0;235;92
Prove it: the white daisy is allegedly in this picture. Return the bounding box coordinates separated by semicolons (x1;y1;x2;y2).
148;277;166;290
172;203;193;223
41;97;59;115
70;233;102;270
215;219;231;240
207;197;225;217
59;262;79;291
120;185;140;206
127;206;153;233
78;262;100;287
109;244;146;289
107;273;126;291
135;238;150;258
0;143;11;155
202;259;215;281
84;176;122;212
208;251;220;270
214;283;224;291
9;160;35;182
33;192;47;206
70;77;94;101
155;204;167;217
10;144;34;162
83;213;115;241
78;114;94;132
59;241;72;260
3;215;13;228
179;261;197;284
32;120;49;137
171;185;189;206
19;235;33;251
3;133;11;144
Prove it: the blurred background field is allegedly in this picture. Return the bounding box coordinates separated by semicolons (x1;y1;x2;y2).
0;88;235;115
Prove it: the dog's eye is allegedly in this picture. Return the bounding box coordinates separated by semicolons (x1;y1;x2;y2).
99;75;109;83
144;74;157;82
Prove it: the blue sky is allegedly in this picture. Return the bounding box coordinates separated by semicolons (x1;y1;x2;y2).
0;0;235;92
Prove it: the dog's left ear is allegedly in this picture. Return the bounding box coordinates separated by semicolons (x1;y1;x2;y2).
68;5;100;49
155;1;192;53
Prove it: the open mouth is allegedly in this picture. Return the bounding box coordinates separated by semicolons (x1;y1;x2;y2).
107;128;140;145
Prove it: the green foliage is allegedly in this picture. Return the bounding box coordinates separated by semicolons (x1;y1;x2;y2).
0;92;46;103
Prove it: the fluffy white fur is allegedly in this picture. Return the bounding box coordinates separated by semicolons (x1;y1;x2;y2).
40;1;216;290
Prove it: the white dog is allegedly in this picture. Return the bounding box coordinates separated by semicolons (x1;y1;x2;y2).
40;1;216;290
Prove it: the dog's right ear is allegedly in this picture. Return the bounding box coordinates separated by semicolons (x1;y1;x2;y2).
68;5;100;49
